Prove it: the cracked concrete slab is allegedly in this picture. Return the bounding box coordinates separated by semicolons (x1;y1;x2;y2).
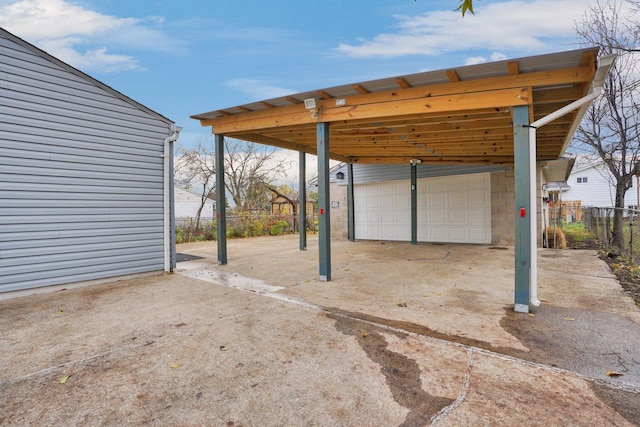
1;235;639;425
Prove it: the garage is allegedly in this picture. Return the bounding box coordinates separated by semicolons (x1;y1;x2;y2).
354;172;491;244
192;47;612;311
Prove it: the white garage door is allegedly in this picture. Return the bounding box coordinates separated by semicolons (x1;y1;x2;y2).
354;173;491;244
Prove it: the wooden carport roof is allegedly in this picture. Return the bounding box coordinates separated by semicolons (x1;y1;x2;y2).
192;48;600;165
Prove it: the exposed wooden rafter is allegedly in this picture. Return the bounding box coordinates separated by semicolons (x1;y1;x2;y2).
193;49;599;166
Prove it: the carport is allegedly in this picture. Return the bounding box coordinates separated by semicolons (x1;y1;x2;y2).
192;48;614;313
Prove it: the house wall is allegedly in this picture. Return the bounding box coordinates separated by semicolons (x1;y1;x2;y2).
0;31;173;292
175;187;215;219
564;165;639;208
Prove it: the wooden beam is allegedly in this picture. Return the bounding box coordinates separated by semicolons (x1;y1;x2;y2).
317;90;332;99
232;133;352;163
198;66;594;128
260;101;275;109
508;61;520;75
286;96;302;104
353;84;369;94
446;70;461;82
207;87;530;134
395;77;411;89
350;155;514;165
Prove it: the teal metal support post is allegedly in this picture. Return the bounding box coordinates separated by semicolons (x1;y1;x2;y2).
513;106;531;313
299;151;307;251
214;134;227;265
347;163;355;242
317;122;331;281
411;163;418;245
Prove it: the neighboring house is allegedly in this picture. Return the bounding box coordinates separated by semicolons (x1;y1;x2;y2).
0;28;179;293
175;186;215;219
270;194;315;216
562;155;639;209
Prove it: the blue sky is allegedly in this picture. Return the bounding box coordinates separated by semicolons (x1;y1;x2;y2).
0;0;604;179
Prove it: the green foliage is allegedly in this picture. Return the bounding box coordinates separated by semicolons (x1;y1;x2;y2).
270;220;290;236
227;227;244;239
456;0;475;16
176;214;298;243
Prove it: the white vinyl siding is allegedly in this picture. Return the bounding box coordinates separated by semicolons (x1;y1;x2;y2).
0;31;172;292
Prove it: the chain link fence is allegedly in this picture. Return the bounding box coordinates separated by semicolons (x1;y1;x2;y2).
175;213;318;243
581;207;640;261
547;202;640;263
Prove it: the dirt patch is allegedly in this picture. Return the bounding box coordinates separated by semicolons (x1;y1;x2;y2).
329;312;454;426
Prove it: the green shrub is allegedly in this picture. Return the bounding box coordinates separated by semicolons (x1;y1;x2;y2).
270;220;290;236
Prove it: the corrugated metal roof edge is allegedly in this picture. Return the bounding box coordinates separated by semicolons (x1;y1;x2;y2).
192;47;600;121
1;27;175;127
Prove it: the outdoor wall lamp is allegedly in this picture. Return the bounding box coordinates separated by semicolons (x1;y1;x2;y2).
304;98;321;119
336;171;345;180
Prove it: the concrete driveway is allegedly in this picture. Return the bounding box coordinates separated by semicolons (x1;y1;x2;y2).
1;235;639;426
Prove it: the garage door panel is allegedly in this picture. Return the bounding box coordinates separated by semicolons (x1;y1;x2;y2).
396;195;410;209
397;211;411;224
468;191;488;205
447;192;466;207
449;228;468;241
430;210;448;225
355;173;490;244
449;210;467;225
447;178;466;191
431;227;447;241
469;209;490;225
429;193;447;208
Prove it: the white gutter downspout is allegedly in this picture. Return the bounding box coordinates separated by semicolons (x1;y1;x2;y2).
164;124;182;272
527;54;615;307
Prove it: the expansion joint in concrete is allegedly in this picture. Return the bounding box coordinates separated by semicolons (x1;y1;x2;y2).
429;348;475;424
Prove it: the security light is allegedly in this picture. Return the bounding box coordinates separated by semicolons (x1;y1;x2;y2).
304;98;317;110
303;98;321;119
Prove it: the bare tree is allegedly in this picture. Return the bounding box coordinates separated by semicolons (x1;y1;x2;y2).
174;137;216;230
572;0;640;250
176;136;291;214
223;139;290;212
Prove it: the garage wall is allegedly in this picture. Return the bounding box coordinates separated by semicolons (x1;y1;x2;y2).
328;168;519;245
0;30;173;292
491;168;516;246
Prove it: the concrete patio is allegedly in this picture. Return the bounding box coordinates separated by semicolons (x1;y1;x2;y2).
1;235;639;425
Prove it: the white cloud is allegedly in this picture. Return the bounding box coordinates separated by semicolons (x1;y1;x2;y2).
0;0;180;73
464;51;509;65
225;78;296;100
335;0;590;59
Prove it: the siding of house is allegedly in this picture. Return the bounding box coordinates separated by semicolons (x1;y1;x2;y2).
0;31;173;292
175;187;215;219
564;164;639;208
333;163;506;185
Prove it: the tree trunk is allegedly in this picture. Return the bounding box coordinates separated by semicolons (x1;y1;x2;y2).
612;183;627;251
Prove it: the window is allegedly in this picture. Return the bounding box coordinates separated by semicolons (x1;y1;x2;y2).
577;177;588;183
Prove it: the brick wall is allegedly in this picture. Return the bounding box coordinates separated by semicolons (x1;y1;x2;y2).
329;183;349;240
491;168;515;246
